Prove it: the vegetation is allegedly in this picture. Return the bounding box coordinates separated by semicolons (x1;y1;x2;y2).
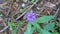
0;0;60;34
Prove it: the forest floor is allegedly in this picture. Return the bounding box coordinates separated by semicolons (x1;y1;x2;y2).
0;0;60;34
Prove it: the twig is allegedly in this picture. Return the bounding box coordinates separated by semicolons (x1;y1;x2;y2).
12;5;21;16
0;2;7;8
54;8;60;18
0;26;8;33
40;7;45;14
16;0;39;20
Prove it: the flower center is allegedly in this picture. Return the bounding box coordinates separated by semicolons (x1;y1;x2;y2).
29;16;32;18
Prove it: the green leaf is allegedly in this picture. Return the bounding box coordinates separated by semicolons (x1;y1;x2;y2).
16;21;20;27
56;21;60;27
36;25;43;34
52;30;58;34
0;13;3;16
30;0;35;3
11;29;17;34
41;30;52;34
8;21;16;30
58;18;60;21
24;23;34;34
43;23;55;31
8;21;17;34
36;24;52;34
36;15;54;23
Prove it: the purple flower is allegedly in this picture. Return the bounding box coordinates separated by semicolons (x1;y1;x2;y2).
24;11;36;22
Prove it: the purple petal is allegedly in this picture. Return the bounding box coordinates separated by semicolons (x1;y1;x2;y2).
24;11;36;22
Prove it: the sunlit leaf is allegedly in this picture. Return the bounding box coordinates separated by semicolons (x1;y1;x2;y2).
36;24;52;34
41;30;52;34
24;23;34;34
43;22;55;31
36;15;54;23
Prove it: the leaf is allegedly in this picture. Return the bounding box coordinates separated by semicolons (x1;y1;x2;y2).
8;21;16;30
41;30;52;34
16;21;21;29
36;24;42;33
43;23;55;31
56;21;60;27
52;30;58;34
24;23;34;34
16;21;20;27
36;24;52;34
58;18;60;21
8;21;17;34
36;15;54;23
11;29;17;34
30;0;35;3
0;13;3;16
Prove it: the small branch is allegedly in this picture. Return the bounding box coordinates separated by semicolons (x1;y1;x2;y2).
16;0;39;20
54;8;60;18
0;26;8;33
